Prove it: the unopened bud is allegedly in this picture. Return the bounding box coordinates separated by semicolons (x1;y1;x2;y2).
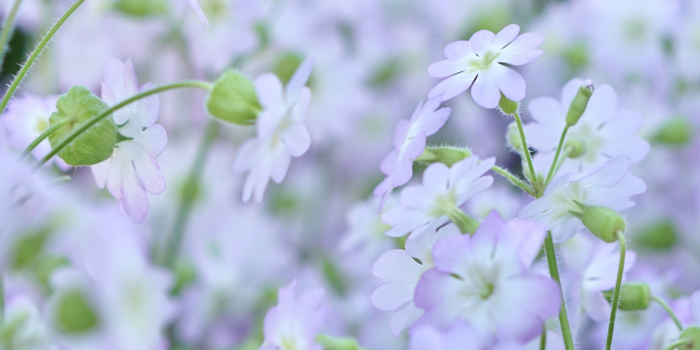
273;52;304;85
53;289;100;335
416;146;472;167
636;219;678;251
113;0;166;17
566;81;594;126
602;282;651;310
570;204;625;243
206;70;261;126
506;122;524;153
653;117;694;146
498;93;519;115
679;326;700;350
565;139;586;158
317;334;366;350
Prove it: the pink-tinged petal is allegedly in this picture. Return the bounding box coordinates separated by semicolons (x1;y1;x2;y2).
506;219;547;268
254;74;285;111
281;122;311;157
582;289;611;323
580;84;617;127
528;96;566;126
393;119;410;150
137;82;161;128
390;303;424;337
233;139;259;173
286;56;315;103
399;185;432;210
422;162;450;192
271;150;291;184
428;71;477;102
383;208;429;237
690;291;700;322
390;160;414;188
561;78;585;110
518;197;553;219
291;87;311;122
602;109;644;135
498;32;545;66
398;132;426;165
471;73;501;109
188;0;210;28
379;150;399;176
493;24;520;48
91;158;111;189
586;173;646;210
130;146;166;195
371;250;425;311
102;58;139;105
431;234;471;272
456;176;493;205
119;165;148;223
443;40;474;59
140;124;167;158
409;325;442;350
469;29;496;56
574;156;630;187
600;136;649;164
373;176;392;201
428;59;467;78
490;65;526;102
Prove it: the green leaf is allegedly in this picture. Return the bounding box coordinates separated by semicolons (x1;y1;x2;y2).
206;70;261;126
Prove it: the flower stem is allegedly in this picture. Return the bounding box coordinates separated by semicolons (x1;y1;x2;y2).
491;165;535;196
160;120;219;269
544;232;576;350
652;295;684;331
0;0;24;69
605;231;627;350
539;326;547;350
19;117;73;161
0;0;85;116
513;111;538;190
545;125;570;186
35;81;212;170
0;272;4;321
663;339;693;350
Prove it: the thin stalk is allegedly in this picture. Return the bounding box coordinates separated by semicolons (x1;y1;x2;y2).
551;147;572;179
0;0;24;68
35;81;212;169
0;0;86;115
662;339;692;350
513;111;538;190
492;165;535;196
545;125;570;186
605;231;627;350
0;272;4;320
539;326;547;350
652;295;684;331
19;117;72;160
161;120;219;269
544;232;576;350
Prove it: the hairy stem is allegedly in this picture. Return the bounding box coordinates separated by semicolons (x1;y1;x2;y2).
492;165;535;196
652;295;684;331
513;111;538;191
545;125;570;186
0;0;24;69
0;0;86;115
605;231;627;350
544;232;576;350
19;117;72;160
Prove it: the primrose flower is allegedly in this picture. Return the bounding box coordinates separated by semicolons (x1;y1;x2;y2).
524;78;649;175
91;58;167;223
373;98;451;207
518;156;646;243
188;0;210;27
382;156;494;241
414;212;560;342
260;280;328;350
409;322;484;350
428;24;544;108
233;57;314;203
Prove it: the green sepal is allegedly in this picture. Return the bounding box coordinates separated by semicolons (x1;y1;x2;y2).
571;205;625;243
48;86;116;166
272;52;304;86
679;326;700;350
54;289;100;335
416;146;472;167
498;93;519;115
206;70;261;126
506;122;524;152
565;81;594;126
602;282;651;310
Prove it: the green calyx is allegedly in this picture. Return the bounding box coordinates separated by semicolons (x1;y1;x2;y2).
602;282;651;310
678;326;700;350
273;52;304;86
499;93;519;115
206;70;261;126
653;117;694;146
416;146;472;167
48;86;116;166
570;203;625;243
316;334;369;350
565;139;586;158
429;196;479;235
113;0;166;17
565;81;594;126
506;122;524;153
54;289;100;335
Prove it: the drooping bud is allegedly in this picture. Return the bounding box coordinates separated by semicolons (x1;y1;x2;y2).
113;0;166;17
565;80;594;126
317;334;367;350
602;282;651;310
570;204;625;243
635;219;678;251
679;326;700;350
498;93;519;116
506;122;524;153
53;289;100;335
565;139;586;158
48;86;116;166
416;146;472;167
653;117;694;146
206;70;261;126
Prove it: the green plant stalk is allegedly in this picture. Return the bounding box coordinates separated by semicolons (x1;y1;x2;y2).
545;125;570;186
0;0;24;69
492;165;535;196
539;326;547;350
0;0;86;116
662;339;692;350
19;117;73;160
544;232;576;350
605;231;627;350
35;80;212;169
513;111;538;189
0;272;4;321
161;120;219;269
652;295;684;331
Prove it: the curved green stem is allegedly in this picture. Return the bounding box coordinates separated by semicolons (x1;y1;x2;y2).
545;125;570;186
492;165;535;196
605;231;627;350
513;111;539;195
0;0;24;69
663;339;692;350
544;232;576;350
539;326;547;350
35;81;212;169
0;0;85;116
652;295;684;331
160;120;219;269
19;117;72;160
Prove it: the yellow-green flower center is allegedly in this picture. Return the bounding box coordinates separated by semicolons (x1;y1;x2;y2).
469;51;500;72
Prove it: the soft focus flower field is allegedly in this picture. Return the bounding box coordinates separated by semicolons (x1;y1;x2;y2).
1;0;700;350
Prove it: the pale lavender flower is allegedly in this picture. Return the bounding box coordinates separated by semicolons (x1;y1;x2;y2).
373;98;451;208
409;322;484;350
518;156;646;243
234;57;314;203
260;280;328;350
91;58;167;223
414;212;560;342
428;24;544;108
524;78;649;175
382;156;494;241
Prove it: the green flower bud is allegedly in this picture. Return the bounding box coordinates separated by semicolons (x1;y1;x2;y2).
679;326;700;350
565;81;594;126
447;208;480;234
653;117;694;146
48;86;116;166
206;70;261;126
635;219;678;251
570;204;625;243
602;282;651;310
498;93;519;115
416;146;472;167
565;139;586;158
12;226;51;269
273;52;304;85
54;290;100;335
317;334;368;350
506;122;524;153
113;0;166;17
